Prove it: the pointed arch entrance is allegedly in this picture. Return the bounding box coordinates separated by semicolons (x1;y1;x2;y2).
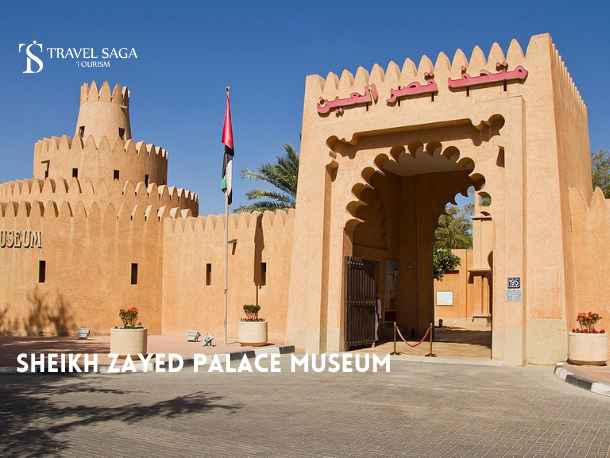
287;106;527;364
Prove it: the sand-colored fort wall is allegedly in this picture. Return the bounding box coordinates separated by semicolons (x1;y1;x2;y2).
33;135;168;186
0;178;199;217
161;210;294;344
0;200;179;336
567;188;610;355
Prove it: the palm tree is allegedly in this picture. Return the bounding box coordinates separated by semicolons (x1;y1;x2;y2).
236;144;299;212
434;205;473;250
591;150;610;197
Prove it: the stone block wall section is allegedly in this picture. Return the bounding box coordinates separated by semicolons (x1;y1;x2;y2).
161;209;294;344
0;199;184;336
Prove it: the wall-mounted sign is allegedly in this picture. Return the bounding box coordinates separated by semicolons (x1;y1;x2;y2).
316;65;529;115
507;277;521;289
317;84;378;116
506;276;521;301
387;76;437;105
506;289;522;302
448;65;528;90
436;291;454;306
0;230;42;249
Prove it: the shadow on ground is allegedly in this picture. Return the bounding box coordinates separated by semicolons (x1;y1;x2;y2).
0;375;241;457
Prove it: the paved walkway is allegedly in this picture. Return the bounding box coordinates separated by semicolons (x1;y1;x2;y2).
2;359;609;457
0;335;278;367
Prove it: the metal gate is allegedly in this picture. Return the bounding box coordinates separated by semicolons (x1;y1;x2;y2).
345;257;377;348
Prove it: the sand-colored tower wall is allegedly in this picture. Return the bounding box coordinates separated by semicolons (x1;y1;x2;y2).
0;178;199;217
161;210;294;343
75;81;132;141
33;135;168;187
0;200;195;336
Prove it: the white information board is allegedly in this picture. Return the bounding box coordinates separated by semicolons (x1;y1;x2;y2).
436;291;454;306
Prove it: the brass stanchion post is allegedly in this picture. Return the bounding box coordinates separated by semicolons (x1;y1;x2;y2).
425;322;436;357
390;321;400;355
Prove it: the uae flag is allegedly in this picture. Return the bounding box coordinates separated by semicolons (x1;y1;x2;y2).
221;89;234;205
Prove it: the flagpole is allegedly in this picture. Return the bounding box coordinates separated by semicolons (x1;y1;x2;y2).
224;184;229;344
224;85;231;345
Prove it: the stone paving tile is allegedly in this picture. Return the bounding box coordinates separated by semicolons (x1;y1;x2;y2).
2;359;610;457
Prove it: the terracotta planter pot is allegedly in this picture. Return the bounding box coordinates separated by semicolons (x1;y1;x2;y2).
238;320;267;346
110;327;148;355
568;332;608;365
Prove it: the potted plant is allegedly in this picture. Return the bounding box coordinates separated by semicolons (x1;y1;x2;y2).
568;312;607;366
238;304;267;346
110;307;148;355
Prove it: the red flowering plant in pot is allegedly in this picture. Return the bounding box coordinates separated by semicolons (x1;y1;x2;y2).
111;306;147;356
568;312;607;366
238;304;267;346
117;307;143;329
573;312;605;334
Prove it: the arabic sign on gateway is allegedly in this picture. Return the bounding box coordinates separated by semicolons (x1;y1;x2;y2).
316;64;528;116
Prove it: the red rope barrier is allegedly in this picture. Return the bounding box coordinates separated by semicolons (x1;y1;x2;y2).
395;325;431;348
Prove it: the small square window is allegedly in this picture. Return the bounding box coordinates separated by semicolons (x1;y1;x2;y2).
130;263;138;285
205;263;212;286
72;168;78;178
113;170;120;180
38;260;46;283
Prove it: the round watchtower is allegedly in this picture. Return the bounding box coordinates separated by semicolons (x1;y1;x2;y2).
75;81;131;141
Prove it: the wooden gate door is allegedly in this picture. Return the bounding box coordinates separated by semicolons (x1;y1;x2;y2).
345;257;377;348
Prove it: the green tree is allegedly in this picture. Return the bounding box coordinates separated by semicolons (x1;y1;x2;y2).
434;205;473;250
591;150;610;198
237;144;299;212
433;248;461;281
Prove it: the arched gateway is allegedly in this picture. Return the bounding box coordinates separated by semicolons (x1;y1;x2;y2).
286;33;609;365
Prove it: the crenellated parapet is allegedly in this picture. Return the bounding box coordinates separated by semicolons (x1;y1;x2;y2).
80;81;129;107
33;134;168;186
0;177;199;217
305;33;586;125
164;209;295;239
0;198;195;222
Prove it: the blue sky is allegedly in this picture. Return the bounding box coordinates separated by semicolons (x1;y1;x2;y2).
1;1;608;214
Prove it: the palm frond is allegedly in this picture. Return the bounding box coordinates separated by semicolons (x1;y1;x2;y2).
238;144;299;212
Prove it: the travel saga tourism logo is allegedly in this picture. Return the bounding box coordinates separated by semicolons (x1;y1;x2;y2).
18;40;139;74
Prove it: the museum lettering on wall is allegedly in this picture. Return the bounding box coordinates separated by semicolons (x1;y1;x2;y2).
0;230;42;248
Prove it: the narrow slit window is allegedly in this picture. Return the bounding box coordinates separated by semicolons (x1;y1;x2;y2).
144;174;149;187
130;263;138;285
113;170;120;180
72;168;78;178
205;263;212;286
118;127;125;140
79;126;85;137
260;262;267;286
38;260;46;283
42;160;50;178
